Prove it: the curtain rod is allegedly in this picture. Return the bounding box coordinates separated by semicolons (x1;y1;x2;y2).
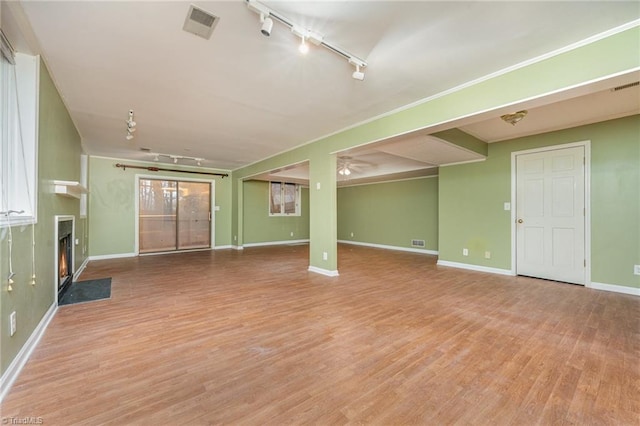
115;163;228;178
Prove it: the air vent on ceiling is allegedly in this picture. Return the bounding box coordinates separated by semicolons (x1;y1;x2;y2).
411;239;426;248
611;81;639;92
183;5;219;40
139;147;152;152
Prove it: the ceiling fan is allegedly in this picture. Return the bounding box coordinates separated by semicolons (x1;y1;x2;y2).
337;156;374;177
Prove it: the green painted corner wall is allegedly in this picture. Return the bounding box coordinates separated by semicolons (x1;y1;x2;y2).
242;180;309;244
1;59;86;374
88;157;232;256
439;115;640;289
337;178;439;251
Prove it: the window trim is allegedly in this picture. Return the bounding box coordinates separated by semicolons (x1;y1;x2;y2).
0;44;40;227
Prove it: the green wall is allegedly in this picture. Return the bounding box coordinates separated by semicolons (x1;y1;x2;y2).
232;26;639;272
337;177;439;252
88;157;232;256
439;115;640;289
242;180;309;244
1;59;86;374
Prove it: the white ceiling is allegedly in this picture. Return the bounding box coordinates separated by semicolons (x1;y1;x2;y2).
11;0;640;173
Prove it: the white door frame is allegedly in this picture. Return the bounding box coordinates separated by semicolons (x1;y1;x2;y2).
134;174;216;255
510;140;591;287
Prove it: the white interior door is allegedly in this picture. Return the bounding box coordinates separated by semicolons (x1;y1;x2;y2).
516;146;585;284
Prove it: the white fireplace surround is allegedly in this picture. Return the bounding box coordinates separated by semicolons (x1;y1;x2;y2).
54;215;75;305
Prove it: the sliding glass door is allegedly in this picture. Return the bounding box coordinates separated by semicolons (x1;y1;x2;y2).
139;179;211;253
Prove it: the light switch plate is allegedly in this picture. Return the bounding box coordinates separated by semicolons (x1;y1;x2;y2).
504;202;511;211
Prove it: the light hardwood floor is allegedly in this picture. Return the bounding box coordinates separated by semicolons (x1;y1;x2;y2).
2;244;638;425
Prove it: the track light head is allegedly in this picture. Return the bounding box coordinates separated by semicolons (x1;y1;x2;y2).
299;37;309;54
260;15;273;36
126;133;134;141
173;157;179;164
349;58;366;81
352;65;365;81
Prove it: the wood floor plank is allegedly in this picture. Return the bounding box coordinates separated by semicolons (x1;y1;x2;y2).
1;244;638;425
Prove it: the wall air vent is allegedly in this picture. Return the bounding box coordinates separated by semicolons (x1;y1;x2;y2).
183;5;219;40
411;239;426;248
610;81;639;92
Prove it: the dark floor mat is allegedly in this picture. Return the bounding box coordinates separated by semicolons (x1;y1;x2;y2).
59;278;111;306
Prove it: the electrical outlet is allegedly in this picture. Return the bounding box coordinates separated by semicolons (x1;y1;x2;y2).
634;265;640;276
234;235;237;241
323;252;328;261
463;248;469;256
350;232;354;238
485;251;491;259
9;311;16;337
290;231;294;237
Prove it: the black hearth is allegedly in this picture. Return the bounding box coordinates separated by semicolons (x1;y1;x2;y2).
58;220;73;300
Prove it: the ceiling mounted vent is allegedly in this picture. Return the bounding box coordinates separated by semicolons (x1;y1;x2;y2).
611;81;639;92
183;5;219;40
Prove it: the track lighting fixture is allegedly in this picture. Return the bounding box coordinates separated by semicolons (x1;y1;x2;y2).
125;109;137;140
298;36;309;54
150;153;207;167
349;58;366;81
246;0;366;79
260;14;273;37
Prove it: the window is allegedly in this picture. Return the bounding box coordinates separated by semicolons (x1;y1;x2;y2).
0;32;39;227
269;182;300;216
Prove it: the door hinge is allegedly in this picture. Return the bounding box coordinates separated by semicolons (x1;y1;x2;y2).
584;259;586;267
209;211;211;221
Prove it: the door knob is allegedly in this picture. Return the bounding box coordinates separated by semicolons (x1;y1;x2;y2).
517;219;523;224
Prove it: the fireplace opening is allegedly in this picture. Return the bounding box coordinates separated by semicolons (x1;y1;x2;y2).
58;220;73;300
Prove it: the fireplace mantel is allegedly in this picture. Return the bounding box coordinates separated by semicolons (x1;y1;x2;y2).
53;180;87;199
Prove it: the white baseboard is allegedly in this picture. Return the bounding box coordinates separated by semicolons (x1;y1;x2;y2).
243;239;310;248
73;257;90;281
88;252;137;261
308;266;339;277
589;281;640;296
437;260;514;276
213;245;232;250
0;302;57;403
338;240;438;255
